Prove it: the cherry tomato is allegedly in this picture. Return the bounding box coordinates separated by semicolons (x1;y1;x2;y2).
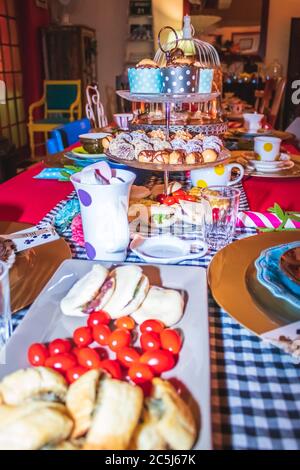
28;343;49;367
48;338;72;356
45;353;77;373
73;327;93;348
140;332;161;352
92;324;111;346
156;193;167;204
184;195;197;202
140;350;175;374
66;366;89;384
77;348;102;370
160;329;182;355
100;359;122;380
163;196;177;206
87;310;111;328
115;316;135;331
172;189;188;202
117;347;141;368
108;328;131;352
128;363;154;384
140;319;165;334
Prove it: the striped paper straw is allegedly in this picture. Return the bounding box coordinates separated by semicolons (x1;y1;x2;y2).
237;211;300;229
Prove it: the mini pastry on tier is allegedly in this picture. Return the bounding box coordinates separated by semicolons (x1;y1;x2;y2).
186;152;203;165
153;150;171;164
160;58;198;94
169;150;185;165
138;150;156;163
128;59;162;94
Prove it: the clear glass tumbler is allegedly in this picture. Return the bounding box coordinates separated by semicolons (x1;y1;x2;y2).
202;186;240;251
0;261;12;363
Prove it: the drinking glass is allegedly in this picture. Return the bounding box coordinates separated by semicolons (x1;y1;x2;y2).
202;186;240;251
0;261;12;363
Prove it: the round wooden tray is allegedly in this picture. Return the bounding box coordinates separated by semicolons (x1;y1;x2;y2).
106;149;231;172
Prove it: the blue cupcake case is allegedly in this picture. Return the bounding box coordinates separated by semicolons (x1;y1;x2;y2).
128;68;162;94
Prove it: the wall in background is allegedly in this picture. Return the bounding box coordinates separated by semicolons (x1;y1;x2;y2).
51;0;129;119
152;0;184;48
266;0;300;73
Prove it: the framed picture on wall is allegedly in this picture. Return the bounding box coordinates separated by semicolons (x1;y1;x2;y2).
232;32;261;55
36;0;48;9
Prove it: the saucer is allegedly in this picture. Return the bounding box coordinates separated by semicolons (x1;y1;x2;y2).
71;146;107;158
130;235;208;265
248;154;294;173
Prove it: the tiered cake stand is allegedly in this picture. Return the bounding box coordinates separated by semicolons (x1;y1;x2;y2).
107;90;231;193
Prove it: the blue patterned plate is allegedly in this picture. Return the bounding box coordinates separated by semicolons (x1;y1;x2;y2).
64;152;106;167
255;242;300;310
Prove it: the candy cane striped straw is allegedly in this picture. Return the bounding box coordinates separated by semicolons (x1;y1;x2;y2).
237;211;300;229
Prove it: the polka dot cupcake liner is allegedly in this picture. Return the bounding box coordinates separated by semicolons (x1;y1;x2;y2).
160;66;199;94
128;68;163;94
198;69;214;94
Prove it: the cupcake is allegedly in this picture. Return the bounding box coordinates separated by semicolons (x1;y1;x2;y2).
194;63;214;94
128;59;162;94
161;58;199;94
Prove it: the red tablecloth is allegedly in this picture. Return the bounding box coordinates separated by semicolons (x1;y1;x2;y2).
0;163;73;224
0;143;299;225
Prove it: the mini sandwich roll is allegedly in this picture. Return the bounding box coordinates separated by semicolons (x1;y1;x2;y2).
131;286;184;327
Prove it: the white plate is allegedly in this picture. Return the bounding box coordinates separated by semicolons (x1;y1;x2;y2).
79;132;111;140
130;235;208;264
0;259;212;450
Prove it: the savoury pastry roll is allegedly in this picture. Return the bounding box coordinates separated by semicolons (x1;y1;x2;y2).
129;409;167;450
84;377;143;450
0;402;73;450
66;370;102;439
0;367;68;406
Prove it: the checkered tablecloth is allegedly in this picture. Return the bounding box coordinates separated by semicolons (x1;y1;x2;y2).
12;177;300;450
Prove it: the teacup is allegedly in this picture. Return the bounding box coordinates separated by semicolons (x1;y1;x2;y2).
190;163;244;188
243;113;264;133
254;136;282;162
113;113;133;131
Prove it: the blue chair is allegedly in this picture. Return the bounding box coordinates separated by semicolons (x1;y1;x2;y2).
51;118;92;152
46;137;60;155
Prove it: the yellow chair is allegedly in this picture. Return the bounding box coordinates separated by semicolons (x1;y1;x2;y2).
28;80;82;158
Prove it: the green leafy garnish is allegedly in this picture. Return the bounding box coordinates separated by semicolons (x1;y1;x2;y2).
260;204;300;232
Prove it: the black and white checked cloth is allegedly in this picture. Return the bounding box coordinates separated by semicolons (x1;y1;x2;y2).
12;178;300;450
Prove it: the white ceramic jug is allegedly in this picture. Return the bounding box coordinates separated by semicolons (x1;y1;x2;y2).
71;168;136;261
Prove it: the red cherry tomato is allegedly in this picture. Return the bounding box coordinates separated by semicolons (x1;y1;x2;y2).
45;353;77;373
140;350;175;374
114;316;135;331
184;195;197;202
48;338;72;356
172;189;188;202
73;327;93;348
128;363;154;384
160;329;182;354
100;359;122;379
140;332;161;352
87;310;111;328
92;324;111;346
108;328;131;352
66;366;89;384
117;347;141;368
140;319;165;334
77;348;102;370
156;193;167;204
28;343;49;367
163;196;177;206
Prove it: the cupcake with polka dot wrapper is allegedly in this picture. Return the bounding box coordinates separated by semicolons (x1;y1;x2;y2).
70;164;135;262
160;58;199;94
128;59;163;94
194;64;214;94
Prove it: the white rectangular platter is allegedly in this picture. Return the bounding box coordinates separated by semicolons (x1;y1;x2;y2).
1;260;212;450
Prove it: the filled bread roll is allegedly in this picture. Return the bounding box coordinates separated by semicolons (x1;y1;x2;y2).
0;402;73;450
84;377;143;450
0;367;68;406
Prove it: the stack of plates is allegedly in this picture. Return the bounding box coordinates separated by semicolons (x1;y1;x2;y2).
65;146;107;167
255;242;300;312
248;154;294;173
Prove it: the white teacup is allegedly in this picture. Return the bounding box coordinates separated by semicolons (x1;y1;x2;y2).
190;163;244;189
254;136;282;162
113;113;133;130
243;113;264;133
